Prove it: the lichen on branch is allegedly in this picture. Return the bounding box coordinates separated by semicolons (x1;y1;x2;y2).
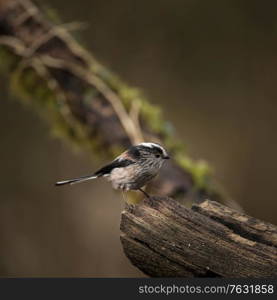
0;0;237;207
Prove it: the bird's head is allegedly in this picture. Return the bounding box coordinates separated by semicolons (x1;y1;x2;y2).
127;142;170;168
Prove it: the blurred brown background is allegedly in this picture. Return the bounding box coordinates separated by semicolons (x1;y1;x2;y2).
0;0;277;277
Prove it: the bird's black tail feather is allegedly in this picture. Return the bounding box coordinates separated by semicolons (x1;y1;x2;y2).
55;174;98;186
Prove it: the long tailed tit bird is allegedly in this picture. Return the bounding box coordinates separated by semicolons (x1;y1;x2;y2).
55;142;170;198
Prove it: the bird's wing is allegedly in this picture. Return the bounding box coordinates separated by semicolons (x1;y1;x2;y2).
94;158;136;177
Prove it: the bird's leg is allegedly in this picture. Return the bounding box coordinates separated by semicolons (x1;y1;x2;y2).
121;190;127;202
138;188;151;199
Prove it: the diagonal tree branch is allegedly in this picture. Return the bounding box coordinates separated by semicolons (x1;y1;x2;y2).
0;0;239;208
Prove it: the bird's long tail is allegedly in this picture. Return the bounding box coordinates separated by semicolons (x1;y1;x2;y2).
55;174;98;186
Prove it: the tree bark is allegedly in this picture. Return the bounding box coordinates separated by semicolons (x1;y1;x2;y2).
0;0;239;207
120;197;277;278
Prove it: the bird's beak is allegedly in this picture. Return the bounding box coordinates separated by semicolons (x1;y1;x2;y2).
163;155;170;159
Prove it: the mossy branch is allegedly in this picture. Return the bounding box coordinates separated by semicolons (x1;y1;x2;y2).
0;0;239;207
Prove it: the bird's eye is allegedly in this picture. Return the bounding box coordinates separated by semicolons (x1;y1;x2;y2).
155;154;160;158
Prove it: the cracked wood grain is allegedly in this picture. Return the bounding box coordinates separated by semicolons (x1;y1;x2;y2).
120;197;277;277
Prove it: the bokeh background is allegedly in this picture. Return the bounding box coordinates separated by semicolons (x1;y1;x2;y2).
1;0;277;277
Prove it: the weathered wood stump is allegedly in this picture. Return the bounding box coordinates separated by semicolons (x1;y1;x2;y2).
120;197;277;277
